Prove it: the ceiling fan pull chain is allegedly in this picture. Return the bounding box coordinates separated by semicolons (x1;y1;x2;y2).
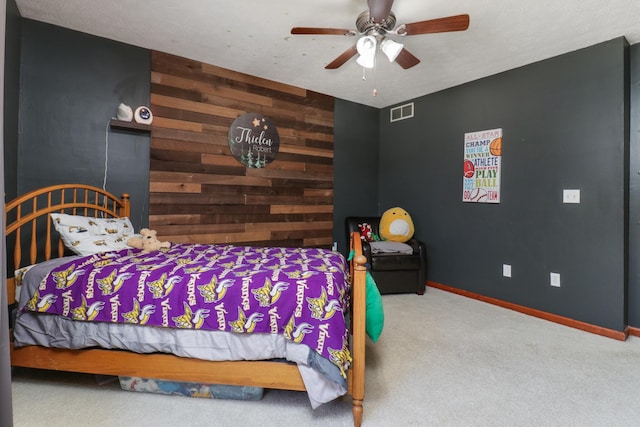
372;65;378;96
362;67;367;81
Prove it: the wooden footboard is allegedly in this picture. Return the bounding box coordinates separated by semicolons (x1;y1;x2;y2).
6;184;368;426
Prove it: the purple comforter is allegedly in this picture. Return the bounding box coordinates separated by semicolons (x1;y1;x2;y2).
24;243;352;377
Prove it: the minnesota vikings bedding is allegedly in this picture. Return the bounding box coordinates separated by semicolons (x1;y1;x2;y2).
13;242;353;407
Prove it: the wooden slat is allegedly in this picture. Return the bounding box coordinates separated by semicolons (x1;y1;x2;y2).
149;214;203;225
151;93;244;119
278;144;334;159
201;153;244;167
155;223;247;236
151;128;217;144
245;221;333;233
246;167;333;182
165;231;271;244
276;126;334;144
149;183;202;193
151;117;204;132
305;163;334;174
150;171;272;187
152;138;228;154
271;205;334;214
261;159;307;172
304;189;334;197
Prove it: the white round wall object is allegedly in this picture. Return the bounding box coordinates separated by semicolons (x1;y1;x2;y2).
134;106;153;125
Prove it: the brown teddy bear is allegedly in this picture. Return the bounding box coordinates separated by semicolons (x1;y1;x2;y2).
126;228;171;253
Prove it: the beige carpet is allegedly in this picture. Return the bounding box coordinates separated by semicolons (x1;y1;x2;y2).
10;287;640;427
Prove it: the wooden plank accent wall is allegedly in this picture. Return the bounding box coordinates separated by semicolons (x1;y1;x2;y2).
149;51;335;248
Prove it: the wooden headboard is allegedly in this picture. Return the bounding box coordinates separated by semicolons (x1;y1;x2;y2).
5;184;130;303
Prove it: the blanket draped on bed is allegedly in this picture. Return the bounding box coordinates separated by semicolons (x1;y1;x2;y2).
23;243;352;378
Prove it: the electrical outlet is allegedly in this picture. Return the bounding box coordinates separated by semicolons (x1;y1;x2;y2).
503;264;512;278
550;272;561;287
563;189;580;204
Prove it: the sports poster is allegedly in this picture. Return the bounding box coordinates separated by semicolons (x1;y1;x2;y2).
462;128;502;203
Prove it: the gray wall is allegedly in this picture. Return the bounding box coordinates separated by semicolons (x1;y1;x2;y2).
2;0;18;202
18;20;151;230
333;99;380;254
1;1;13;425
376;38;629;331
628;43;640;327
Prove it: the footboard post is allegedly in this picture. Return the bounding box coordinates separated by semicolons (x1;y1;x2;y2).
349;232;367;427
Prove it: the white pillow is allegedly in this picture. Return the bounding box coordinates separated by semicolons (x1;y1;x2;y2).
50;213;136;256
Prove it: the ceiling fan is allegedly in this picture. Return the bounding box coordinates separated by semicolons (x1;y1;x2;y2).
290;0;469;70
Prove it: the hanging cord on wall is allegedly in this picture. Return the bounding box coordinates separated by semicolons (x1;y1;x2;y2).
102;119;110;191
140;181;148;228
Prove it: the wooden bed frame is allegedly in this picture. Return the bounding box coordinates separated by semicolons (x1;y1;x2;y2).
5;184;368;426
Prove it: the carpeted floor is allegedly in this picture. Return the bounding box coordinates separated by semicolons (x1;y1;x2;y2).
10;287;640;427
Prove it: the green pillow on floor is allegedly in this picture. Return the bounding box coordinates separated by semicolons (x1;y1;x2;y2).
365;271;384;342
347;250;385;342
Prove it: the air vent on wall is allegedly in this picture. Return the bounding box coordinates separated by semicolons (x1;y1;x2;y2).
390;102;414;122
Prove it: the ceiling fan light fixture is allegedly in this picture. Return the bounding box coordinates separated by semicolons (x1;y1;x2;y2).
356;35;377;69
356;53;376;69
380;38;404;62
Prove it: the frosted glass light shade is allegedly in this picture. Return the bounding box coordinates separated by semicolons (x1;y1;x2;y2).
356;35;377;69
381;38;404;62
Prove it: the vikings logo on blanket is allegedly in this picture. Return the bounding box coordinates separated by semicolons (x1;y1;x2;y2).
26;243;352;377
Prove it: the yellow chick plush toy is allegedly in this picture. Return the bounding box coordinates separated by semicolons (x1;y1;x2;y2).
379;207;415;242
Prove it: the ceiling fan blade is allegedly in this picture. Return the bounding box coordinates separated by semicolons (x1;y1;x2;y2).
400;14;470;36
291;27;355;36
325;45;358;69
367;0;395;23
394;48;420;69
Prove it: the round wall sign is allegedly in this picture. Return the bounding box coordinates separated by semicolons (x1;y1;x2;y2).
228;113;280;168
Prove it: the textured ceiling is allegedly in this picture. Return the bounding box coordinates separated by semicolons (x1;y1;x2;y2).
14;0;640;108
